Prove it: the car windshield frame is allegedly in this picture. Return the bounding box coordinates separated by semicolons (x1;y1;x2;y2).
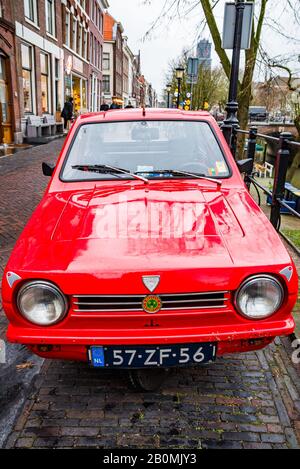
59;119;233;183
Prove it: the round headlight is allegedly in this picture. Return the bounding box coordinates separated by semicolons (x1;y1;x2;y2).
17;281;68;326
235;276;284;319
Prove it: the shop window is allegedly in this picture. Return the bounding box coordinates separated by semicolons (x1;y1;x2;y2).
103;75;110;94
0;56;8;123
21;43;33;113
41;53;50;114
24;0;38;25
72;76;87;114
103;53;110;71
46;0;56;36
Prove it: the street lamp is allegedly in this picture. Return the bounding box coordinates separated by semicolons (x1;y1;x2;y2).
222;0;246;154
166;83;172;108
176;67;184;109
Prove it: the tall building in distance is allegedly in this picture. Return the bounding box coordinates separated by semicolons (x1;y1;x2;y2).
196;39;212;71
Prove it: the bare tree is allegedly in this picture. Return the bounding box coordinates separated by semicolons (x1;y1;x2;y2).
145;0;300;137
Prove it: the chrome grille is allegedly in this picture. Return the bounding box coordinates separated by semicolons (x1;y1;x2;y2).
72;292;229;312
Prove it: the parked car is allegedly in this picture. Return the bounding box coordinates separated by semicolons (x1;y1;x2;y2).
249;106;268;122
2;109;298;391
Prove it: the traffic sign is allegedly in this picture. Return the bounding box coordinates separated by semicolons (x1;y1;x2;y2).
222;2;254;50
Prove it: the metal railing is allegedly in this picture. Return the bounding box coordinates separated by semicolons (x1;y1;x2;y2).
226;126;300;232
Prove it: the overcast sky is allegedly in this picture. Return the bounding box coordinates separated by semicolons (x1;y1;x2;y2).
108;0;300;97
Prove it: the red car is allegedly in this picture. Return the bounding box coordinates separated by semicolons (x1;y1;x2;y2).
2;109;298;390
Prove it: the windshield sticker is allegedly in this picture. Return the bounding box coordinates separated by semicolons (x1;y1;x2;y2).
208;168;217;177
216;161;227;174
137;166;154;173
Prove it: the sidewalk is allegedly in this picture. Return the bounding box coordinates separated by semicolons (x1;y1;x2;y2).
250;182;300;337
0;138;65;447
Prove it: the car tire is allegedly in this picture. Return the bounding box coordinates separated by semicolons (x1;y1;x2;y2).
127;369;169;392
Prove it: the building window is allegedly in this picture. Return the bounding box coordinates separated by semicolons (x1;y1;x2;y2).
24;0;38;24
64;9;71;47
103;75;110;94
21;44;33;113
83;29;88;60
103;53;110;71
72;17;77;52
77;23;83;57
41;53;50;113
46;0;55;36
79;0;86;12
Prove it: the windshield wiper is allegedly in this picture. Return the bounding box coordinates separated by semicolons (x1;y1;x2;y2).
72;164;149;184
135;169;222;187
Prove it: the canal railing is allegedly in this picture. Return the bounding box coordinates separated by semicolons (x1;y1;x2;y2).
226;126;300;231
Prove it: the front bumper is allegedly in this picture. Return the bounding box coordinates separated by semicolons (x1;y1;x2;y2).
7;317;294;345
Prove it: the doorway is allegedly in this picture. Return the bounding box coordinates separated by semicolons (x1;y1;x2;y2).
0;53;13;144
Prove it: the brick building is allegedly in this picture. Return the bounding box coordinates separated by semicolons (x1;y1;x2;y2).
61;0;90;115
10;0;65;142
0;1;20;144
88;0;108;112
132;52;143;108
0;0;154;143
103;12;123;106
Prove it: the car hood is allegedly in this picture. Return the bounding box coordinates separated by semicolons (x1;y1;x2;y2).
8;182;291;292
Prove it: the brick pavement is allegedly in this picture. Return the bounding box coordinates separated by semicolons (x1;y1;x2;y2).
0;140;299;449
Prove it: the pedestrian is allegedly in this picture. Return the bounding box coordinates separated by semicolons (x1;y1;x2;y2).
61;97;74;131
100;101;109;112
125;101;134;109
110;102;120;110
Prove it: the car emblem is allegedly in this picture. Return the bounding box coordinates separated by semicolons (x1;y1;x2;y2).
6;272;21;288
142;275;160;292
142;295;162;314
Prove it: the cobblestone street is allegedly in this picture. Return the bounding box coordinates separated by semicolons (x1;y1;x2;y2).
0;140;300;449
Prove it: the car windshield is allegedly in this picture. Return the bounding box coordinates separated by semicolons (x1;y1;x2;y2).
61;120;230;181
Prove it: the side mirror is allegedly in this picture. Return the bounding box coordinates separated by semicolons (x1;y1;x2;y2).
236;158;253;174
42;162;56;177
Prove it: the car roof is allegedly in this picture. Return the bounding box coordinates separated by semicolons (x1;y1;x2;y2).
76;108;213;124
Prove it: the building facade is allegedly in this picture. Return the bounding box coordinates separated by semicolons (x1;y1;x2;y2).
1;0;154;143
103;12;123;106
132;52;142;107
88;0;108;112
61;0;90;115
122;36;136;107
0;1;20;143
14;0;65;138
